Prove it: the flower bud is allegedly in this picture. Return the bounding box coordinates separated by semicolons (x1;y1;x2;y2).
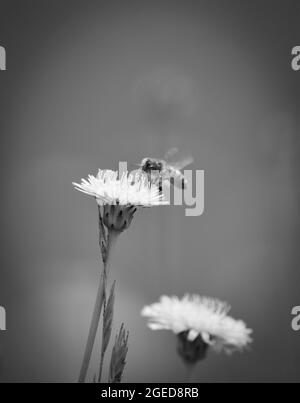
103;204;137;233
176;331;209;364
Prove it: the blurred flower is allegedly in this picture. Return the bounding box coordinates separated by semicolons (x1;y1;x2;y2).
142;295;252;365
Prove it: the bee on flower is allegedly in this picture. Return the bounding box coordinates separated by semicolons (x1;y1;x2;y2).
73;169;168;233
142;295;252;365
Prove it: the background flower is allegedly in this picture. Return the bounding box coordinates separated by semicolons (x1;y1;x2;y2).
142;295;252;363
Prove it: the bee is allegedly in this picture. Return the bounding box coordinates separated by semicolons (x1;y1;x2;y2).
139;147;194;190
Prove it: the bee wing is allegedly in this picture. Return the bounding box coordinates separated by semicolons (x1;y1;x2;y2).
163;147;179;161
164;147;194;170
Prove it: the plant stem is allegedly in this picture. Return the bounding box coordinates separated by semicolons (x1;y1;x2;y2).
186;363;196;382
78;221;119;383
104;229;119;277
78;271;106;383
98;230;118;383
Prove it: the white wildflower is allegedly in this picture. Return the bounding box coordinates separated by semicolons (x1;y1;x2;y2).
142;295;252;363
73;169;167;207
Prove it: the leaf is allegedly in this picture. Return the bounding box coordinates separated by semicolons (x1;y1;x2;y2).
102;281;116;355
108;324;129;383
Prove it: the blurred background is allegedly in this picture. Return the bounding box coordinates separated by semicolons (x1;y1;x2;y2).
0;0;299;382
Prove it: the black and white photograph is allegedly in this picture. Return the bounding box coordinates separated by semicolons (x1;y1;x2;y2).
0;0;299;386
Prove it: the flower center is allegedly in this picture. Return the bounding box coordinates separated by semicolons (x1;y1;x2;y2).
176;330;209;364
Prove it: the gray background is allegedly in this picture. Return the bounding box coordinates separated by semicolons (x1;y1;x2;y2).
0;0;299;382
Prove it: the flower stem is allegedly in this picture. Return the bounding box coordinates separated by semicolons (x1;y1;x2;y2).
98;230;118;383
78;219;119;383
78;271;106;383
104;229;119;276
186;363;196;382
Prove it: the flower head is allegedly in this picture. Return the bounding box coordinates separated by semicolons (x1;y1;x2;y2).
73;169;167;207
141;295;252;364
73;169;168;235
